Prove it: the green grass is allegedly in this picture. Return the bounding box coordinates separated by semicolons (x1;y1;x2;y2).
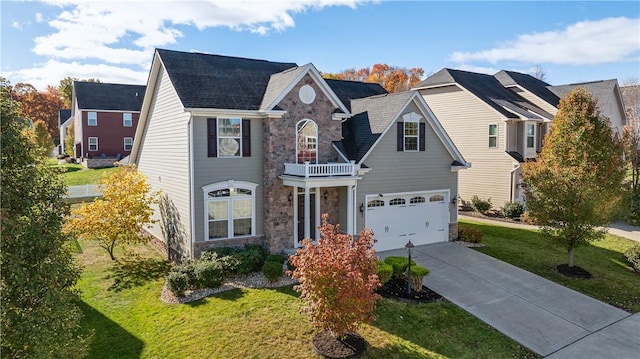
462;219;640;312
76;240;537;358
48;158;117;186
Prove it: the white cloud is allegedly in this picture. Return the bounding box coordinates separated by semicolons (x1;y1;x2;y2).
35;13;43;23
33;0;366;65
454;64;499;75
2;59;149;89
450;17;640;65
11;21;22;30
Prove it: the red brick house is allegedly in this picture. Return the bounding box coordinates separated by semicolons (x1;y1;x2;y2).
71;81;145;166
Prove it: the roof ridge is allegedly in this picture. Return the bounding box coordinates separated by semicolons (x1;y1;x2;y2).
156;48;295;66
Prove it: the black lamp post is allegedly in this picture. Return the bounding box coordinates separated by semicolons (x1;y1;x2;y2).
405;240;414;294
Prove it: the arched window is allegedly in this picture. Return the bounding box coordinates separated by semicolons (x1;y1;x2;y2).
297;119;318;164
410;196;426;204
202;181;257;240
389;198;406;206
429;194;445;202
367;199;385;208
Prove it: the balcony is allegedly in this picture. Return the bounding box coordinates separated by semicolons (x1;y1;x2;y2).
283;161;357;178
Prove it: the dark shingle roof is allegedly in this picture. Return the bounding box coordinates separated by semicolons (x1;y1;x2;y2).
59;109;71;126
157;48;297;110
416;68;552;119
494;70;560;107
74;82;145;111
325;79;388;112
337;91;414;162
548;80;619;108
260;66;306;110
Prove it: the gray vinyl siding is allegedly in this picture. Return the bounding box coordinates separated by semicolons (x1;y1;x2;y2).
192;116;265;243
419;86;516;207
355;102;459;232
136;66;192;257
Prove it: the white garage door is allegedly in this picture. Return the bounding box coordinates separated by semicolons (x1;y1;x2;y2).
365;190;449;252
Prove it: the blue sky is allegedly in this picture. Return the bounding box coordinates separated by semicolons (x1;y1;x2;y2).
1;1;639;90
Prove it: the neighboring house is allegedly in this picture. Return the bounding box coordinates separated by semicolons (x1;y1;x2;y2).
58;109;71;155
414;68;553;207
71;81;145;162
495;71;628;140
130;49;468;259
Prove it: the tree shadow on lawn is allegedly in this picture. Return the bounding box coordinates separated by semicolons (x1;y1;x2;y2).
107;256;171;292
77;300;144;358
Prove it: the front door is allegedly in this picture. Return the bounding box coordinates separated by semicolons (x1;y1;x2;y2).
297;193;316;242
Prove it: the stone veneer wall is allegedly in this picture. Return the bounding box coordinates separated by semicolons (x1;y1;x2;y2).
193;235;266;258
82;158;117;169
449;222;458;241
263;74;343;253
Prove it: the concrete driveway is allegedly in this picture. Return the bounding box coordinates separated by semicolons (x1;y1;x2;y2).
378;242;635;357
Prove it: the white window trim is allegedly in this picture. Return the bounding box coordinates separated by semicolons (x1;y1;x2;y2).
88;137;98;151
202;180;258;241
489;124;498;148
123;113;133;127
402;112;422;152
526;123;535;149
87;112;97;126
123;137;133;151
296;119;318;164
217;117;242;158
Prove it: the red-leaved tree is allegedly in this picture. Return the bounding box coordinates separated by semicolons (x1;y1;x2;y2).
289;215;380;338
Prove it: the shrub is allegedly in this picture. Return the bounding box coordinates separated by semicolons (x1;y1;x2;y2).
625;245;640;272
287;255;296;271
624;189;640;226
383;256;416;279
289;215;380;337
502;201;525;219
200;251;239;274
262;261;284;282
520;211;539;225
376;261;393;285
193;260;225;289
244;243;268;261
166;271;189;297
471;195;492;214
266;254;286;264
458;224;483;243
206;244;268;275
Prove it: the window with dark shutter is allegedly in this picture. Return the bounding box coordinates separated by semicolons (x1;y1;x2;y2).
397;122;403;151
242;119;251;157
207;118;217;157
419;122;426;151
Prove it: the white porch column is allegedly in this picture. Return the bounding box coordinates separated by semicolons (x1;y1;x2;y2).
292;186;299;246
347;185;354;236
315;188;321;239
304;187;310;240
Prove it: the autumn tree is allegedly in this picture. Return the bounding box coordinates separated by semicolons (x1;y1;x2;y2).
322;64;424;93
65;121;76;156
11;83;64;141
28;120;55;158
65;165;158;260
289;215;380;351
523;88;625;271
1;78;87;358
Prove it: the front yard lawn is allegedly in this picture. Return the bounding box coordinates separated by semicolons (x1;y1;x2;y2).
76;239;536;358
48;158;117;186
461;219;640;313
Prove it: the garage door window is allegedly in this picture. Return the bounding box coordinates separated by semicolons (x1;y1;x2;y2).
430;195;444;202
389;198;405;206
367;199;384;208
410;196;426;204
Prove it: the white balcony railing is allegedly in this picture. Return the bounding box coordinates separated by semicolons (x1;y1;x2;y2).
284;161;357;178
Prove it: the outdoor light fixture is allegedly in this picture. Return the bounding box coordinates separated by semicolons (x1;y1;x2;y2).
288;193;293;202
359;203;364;215
323;190;329;201
405;240;415;294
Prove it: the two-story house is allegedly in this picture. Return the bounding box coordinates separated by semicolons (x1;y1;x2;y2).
58;109;72;156
495;71;628;140
130;49;468;259
71;81;146;166
414;68;553;207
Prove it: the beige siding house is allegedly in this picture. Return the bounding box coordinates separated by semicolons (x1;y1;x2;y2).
130;49;468;260
414;69;553;207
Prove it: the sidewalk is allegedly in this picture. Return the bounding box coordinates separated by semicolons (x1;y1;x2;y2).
459;214;640;242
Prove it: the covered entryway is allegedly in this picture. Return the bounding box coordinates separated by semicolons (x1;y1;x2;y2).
365;190;449;251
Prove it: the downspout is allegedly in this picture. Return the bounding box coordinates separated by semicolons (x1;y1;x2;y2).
510;166;519;202
189;115;195;258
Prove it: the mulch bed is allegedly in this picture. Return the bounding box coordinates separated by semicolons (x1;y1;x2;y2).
556;264;592;279
312;331;367;359
376;278;443;303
